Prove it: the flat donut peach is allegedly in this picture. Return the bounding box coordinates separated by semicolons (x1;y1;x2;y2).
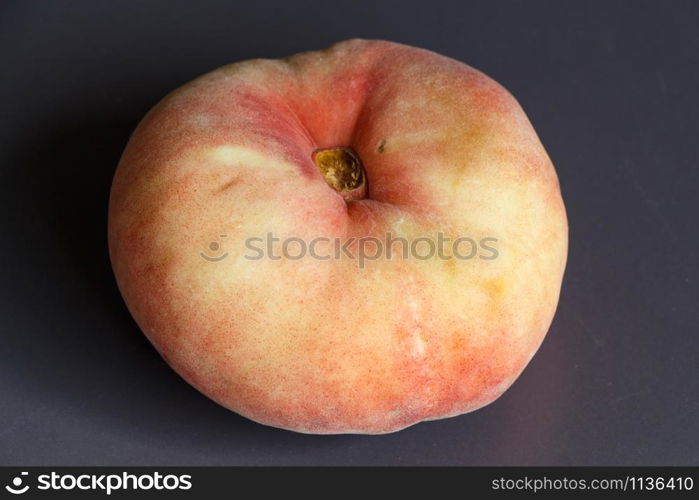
108;39;568;434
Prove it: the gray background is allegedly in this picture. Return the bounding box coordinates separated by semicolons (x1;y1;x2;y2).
1;0;697;465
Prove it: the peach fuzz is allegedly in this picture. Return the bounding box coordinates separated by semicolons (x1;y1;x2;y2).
108;39;568;434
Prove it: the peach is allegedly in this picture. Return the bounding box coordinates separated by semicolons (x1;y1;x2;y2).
108;39;568;434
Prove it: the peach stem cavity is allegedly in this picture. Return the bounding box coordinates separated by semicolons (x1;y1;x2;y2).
312;147;367;201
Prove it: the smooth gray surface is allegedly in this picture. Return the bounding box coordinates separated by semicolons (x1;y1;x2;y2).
1;0;697;465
